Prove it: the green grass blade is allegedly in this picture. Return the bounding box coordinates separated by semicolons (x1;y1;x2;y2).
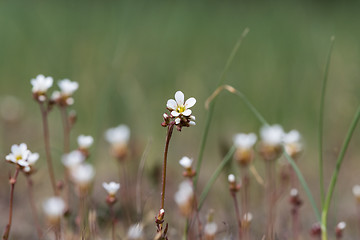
321;105;360;240
318;36;335;206
193;28;249;190
198;145;236;210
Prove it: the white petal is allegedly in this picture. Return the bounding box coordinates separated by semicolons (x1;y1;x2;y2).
189;121;196;126
19;143;28;152
182;109;192;116
166;99;177;110
175;91;184;105
175;118;181;125
185;97;196;108
171;111;180;117
11;144;20;154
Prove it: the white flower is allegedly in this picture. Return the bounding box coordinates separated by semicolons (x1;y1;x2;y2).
283;130;302;156
5;143;30;164
70;163;95;185
204;222;217;236
243;212;253;222
166;91;196;124
127;223;144;239
62;150;85;168
174;181;194;206
290;188;299;197
43;197;65;219
31;74;53;94
228;174;235;183
337;221;346;230
102;181;120;196
260;124;284;146
353;185;360;198
58;79;79;96
105;124;130;145
77;135;94;149
233;133;257;149
179;156;193;169
23;151;40;173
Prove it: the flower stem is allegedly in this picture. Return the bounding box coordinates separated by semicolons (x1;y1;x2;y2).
231;191;242;240
193;28;249;190
26;175;42;239
161;123;175;210
318;36;335;207
60;106;70;153
265;160;276;240
39;103;58;195
109;205;116;240
2;168;20;240
321;105;360;240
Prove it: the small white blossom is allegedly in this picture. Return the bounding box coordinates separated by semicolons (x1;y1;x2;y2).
283;130;302;156
70;163;95;186
23;151;40;173
6;143;30;164
166;91;196;125
204;222;218;236
43;197;65;219
179;156;193;169
127;223;144;239
58;79;79;96
102;181;120;196
337;221;346;230
105;124;130;145
243;212;253;222
228;174;236;183
353;185;360;198
31;74;53;94
174;181;194;207
233;133;257;149
62;150;85;168
77;135;94;149
260;124;284;146
290;188;299;197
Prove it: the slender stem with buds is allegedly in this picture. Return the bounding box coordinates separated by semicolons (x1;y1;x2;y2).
39;104;58;195
241;169;250;240
26;175;42;239
2;168;20;240
266;160;276;240
160;122;175;210
231;191;242;240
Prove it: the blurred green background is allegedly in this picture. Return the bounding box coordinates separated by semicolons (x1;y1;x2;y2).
1;0;360;239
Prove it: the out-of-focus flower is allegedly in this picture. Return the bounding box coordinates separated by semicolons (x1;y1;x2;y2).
283;130;302;158
163;91;196;131
5;143;39;173
204;216;217;240
233;133;257;166
105;124;130;160
228;174;236;184
51;79;79;106
77;135;94;149
259;124;285;161
335;221;346;239
62;150;85;169
353;185;360;202
228;174;239;193
102;181;120;197
70;163;95;192
289;188;302;207
43;197;65;224
242;212;253;229
179;156;193;169
127;223;144;240
31;75;53;101
174;181;194;217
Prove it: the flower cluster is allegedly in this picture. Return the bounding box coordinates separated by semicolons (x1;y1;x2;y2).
31;74;79;106
5;143;39;173
162;91;196;131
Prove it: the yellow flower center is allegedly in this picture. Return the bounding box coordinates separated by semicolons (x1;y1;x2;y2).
16;155;22;161
177;105;186;113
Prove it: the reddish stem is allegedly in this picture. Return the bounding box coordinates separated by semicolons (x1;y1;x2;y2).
39;103;58;195
2;168;20;240
231;192;243;240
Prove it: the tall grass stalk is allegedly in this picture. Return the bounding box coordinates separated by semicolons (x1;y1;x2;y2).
318;36;335;206
321;106;360;240
193;28;249;190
